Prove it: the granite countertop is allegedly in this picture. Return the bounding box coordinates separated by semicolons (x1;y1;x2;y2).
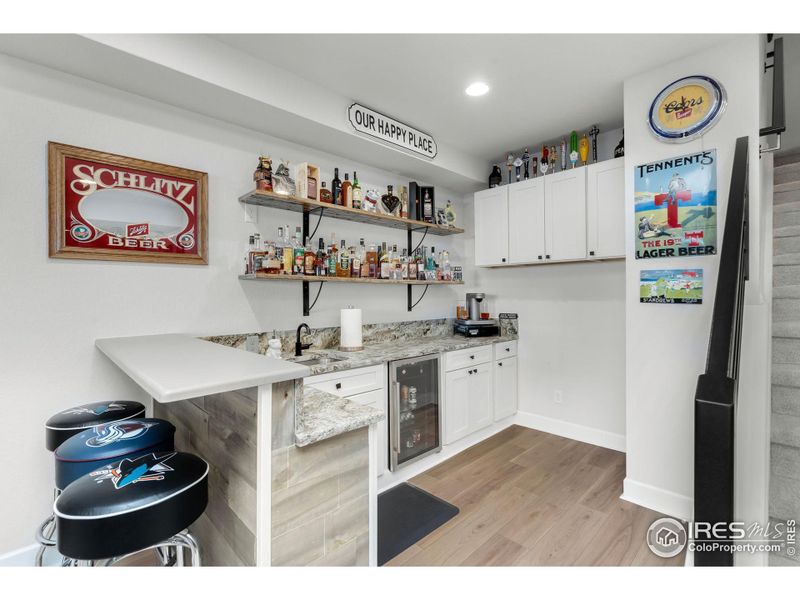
287;333;518;376
295;385;384;447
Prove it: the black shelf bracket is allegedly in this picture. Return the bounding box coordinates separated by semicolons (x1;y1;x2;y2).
407;226;432;312
407;284;430;312
302;280;324;316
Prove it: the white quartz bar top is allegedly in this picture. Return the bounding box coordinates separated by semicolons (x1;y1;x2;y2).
96;334;310;403
295;385;384;447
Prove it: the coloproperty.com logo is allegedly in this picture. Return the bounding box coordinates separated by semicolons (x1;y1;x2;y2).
646;518;797;558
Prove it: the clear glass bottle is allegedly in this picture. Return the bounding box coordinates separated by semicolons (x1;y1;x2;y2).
379;242;390;279
293;227;305;275
350;240;361;278
282;225;293;274
408;249;418;280
366;242;378;278
400;248;409;280
337;239;350;278
304;240;316;276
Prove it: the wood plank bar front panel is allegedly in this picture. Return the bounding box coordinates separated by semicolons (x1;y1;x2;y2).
154;388;258;566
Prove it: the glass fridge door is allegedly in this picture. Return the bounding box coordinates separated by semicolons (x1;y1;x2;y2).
390;354;441;470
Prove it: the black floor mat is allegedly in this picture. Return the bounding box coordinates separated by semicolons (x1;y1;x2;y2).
378;482;459;565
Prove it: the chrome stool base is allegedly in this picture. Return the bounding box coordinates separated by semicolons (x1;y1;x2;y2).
62;531;201;567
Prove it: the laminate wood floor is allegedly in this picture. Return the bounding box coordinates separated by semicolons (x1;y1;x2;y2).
386;425;686;567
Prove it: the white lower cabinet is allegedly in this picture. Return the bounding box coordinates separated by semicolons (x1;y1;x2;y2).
493;356;518;421
444;351;493;445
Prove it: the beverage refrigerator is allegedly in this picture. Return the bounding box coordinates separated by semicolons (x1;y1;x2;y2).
388;354;442;471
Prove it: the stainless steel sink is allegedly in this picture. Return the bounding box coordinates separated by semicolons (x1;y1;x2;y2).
291;355;346;366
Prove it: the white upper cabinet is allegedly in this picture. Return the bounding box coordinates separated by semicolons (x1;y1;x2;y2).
474;186;509;266
508;178;546;264
544;167;587;261
586;157;625;259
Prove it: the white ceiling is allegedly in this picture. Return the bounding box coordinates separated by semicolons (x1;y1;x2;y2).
215;34;736;160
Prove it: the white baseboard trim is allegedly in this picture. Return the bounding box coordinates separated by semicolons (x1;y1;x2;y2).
0;543;39;567
621;477;692;521
514;411;626;452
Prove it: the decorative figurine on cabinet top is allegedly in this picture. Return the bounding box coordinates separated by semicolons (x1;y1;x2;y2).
540;146;549;175
506;153;514;185
254;156;273;192
560;138;567;172
489;165;502;188
522;148;531;180
532;156;538;178
614;132;625;158
272;160;296;196
513;155;523;182
549;145;557;173
569;131;579;169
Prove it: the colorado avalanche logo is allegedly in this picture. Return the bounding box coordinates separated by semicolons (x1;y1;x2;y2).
61;402;129;417
91;452;175;489
177;232;195;249
70;224;92;242
85;421;155;447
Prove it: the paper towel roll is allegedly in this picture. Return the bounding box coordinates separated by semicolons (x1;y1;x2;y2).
340;306;363;351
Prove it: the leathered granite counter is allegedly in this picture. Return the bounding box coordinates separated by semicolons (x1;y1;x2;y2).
294;385;384;447
287;333;518;376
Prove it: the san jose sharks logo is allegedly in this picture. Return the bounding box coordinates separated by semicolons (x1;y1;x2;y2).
61;402;130;417
85;421;156;448
91;452;175;489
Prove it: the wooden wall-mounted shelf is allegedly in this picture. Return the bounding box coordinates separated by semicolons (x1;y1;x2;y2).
239;189;464;236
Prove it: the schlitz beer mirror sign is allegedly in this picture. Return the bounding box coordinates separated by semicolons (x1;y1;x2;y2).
48;142;208;264
348;103;438;159
648;75;726;142
634;149;717;259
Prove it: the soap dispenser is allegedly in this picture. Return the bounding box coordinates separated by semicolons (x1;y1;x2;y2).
266;330;282;359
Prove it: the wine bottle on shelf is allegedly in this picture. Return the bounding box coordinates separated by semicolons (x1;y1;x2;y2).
315;237;327;276
352;171;362;209
328;236;338;277
331;168;342;205
341;173;352;208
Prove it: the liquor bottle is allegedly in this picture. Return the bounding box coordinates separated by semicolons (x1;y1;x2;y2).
417;249;426;280
400;249;409;280
392;245;403;280
427;246;436;272
315;237;327;276
379;242;390;279
328;236;338;277
366;242;378;278
265;237;281;274
351;239;362;278
359;238;369;278
352;171;363;209
275;226;284;267
422;189;434;223
319;181;333;204
282;225;294;274
331;168;342;205
303;240;316;276
341;173;352;208
441;249;452;281
337;239;350;277
293;227;305;274
246;235;255;275
381;185;400;216
408;250;418;280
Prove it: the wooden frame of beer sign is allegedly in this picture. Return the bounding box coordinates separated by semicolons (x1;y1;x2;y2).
48;142;208;264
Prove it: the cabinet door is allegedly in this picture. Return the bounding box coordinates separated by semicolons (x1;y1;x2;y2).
347;388;388;476
587;157;625;259
444;367;471;444
467;363;493;434
508;179;546;264
474;186;509;266
545;167;587;261
493;356;518;421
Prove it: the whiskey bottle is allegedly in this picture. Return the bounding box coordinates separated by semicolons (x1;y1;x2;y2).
358;238;369;278
293;227;305;274
328;236;338;277
303;241;316;276
319;181;333;204
408;250;418;280
366;242;378;278
332;168;342;205
337;239;350;277
282;225;294;274
351;239;362;278
379;242;390;279
422;190;434;223
341;173;352;208
352;171;363;210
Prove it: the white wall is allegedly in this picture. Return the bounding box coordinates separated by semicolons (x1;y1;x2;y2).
0;53;469;554
776;34;800;155
622;36;769;539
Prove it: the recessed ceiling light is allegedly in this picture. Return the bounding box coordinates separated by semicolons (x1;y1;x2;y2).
465;82;490;97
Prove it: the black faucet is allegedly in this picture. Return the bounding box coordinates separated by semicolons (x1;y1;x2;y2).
295;323;312;357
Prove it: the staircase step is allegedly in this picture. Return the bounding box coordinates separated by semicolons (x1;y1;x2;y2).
773;298;800;321
775;162;800;185
773;385;800;417
772;363;800;387
774;237;800;256
773;253;800;266
772;412;800;446
773;265;800;287
773;225;800;239
774;191;800;208
775;180;800;194
771;443;800;481
772;320;800;339
769;473;800;522
773;337;800;363
774;210;800;229
773;285;800;299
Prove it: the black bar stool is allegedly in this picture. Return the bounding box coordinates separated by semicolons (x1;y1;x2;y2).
37;401;146;565
54;451;208;567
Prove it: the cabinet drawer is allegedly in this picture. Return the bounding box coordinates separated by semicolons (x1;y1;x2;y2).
307;364;384;398
494;340;518;359
445;345;493;372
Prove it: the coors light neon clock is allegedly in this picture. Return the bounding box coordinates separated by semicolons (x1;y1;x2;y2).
648;75;727;143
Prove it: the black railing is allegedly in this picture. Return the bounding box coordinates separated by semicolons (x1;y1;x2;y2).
761;36;786;147
693;136;749;567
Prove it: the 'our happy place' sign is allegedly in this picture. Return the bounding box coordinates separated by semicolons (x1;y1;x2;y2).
348;103;438;159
